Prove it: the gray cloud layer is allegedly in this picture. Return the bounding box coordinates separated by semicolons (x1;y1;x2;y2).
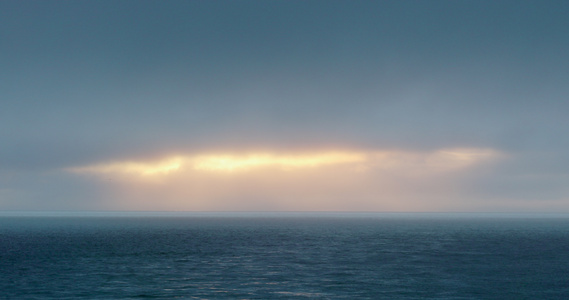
1;1;569;211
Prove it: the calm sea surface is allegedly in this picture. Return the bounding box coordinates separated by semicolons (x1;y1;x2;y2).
1;213;568;299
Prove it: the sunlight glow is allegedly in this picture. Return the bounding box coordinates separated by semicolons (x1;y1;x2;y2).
67;148;502;177
66;147;505;211
192;152;365;171
69;157;183;175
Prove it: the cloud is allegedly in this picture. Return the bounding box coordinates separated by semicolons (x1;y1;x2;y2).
1;1;569;211
62;148;503;211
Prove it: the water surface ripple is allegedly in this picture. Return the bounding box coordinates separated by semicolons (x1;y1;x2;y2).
1;214;568;299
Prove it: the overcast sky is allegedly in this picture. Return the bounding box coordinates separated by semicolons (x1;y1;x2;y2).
1;0;569;212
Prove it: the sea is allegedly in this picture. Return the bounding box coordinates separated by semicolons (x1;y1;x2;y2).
1;212;568;299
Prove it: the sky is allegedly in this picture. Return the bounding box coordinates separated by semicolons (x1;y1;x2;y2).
1;0;569;212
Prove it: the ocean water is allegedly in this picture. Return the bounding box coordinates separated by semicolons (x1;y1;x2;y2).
1;213;568;299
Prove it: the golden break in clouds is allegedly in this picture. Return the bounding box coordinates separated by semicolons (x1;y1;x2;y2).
67;148;503;211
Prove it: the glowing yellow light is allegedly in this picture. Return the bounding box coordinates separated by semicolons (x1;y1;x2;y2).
139;159;182;175
67;148;502;177
68;157;182;175
191;152;366;171
65;147;507;212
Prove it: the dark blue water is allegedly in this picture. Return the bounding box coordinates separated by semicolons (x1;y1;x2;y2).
1;213;568;299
